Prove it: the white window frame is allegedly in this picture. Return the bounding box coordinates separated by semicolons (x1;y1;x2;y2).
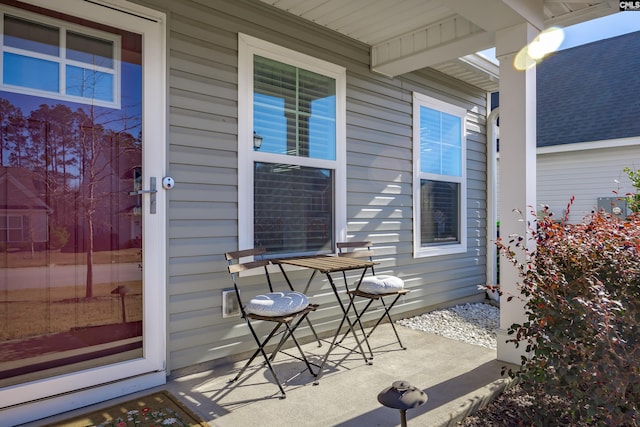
0;214;24;242
238;33;346;255
0;6;121;108
412;92;467;257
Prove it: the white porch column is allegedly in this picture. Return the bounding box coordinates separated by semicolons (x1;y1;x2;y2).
495;22;540;364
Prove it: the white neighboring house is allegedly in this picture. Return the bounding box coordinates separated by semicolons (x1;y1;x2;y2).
486;31;640;300
537;139;637;222
497;30;640;224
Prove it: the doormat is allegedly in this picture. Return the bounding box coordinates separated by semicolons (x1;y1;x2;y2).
44;390;208;427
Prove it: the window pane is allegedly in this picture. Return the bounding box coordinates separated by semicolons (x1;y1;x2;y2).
67;31;114;69
420;140;441;176
420;107;441;174
3;52;59;92
441;143;461;176
8;229;22;242
254;162;333;254
8;216;22;228
4;15;59;56
66;65;114;101
300;68;336;160
254;55;335;160
421;107;441;143
254;92;288;154
420;179;459;245
309;99;336;160
420;106;461;177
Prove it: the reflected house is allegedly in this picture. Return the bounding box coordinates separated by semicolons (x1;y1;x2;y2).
118;165;142;248
88;133;142;252
0;166;51;249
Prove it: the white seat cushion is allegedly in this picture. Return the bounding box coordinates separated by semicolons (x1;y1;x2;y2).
245;291;309;317
358;275;404;295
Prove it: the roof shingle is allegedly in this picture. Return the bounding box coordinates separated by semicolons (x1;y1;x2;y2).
537;30;640;147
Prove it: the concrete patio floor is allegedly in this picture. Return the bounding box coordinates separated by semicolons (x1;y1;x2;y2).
24;321;515;427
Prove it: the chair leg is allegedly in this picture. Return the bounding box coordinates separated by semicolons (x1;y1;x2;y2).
338;295;407;356
326;275;370;364
230;321;288;399
366;295;406;350
305;317;322;347
338;299;375;360
313;298;371;386
284;318;318;377
279;265;322;347
267;313;318;378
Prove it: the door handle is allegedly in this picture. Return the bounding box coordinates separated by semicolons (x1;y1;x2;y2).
129;177;157;214
129;189;157;195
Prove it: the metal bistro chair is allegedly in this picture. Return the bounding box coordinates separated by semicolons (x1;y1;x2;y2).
337;241;409;360
224;248;318;399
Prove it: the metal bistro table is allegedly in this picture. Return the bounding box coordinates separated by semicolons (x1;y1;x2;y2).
272;254;377;384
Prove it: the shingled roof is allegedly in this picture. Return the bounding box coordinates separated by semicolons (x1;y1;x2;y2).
537;30;640;147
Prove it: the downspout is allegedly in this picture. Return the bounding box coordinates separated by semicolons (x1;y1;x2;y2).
486;106;499;302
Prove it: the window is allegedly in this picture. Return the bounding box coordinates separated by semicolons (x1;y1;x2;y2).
413;93;467;257
238;34;346;256
1;9;120;108
0;215;25;242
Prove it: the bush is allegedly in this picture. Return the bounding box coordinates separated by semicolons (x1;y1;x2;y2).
498;200;640;426
49;225;70;250
623;167;640;214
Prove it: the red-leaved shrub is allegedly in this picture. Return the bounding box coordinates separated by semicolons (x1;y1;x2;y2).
498;199;640;426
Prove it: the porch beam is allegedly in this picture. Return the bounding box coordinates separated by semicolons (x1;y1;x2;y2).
447;0;543;33
371;15;493;77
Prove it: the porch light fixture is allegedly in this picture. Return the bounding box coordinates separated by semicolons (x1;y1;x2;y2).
253;131;263;150
378;380;428;427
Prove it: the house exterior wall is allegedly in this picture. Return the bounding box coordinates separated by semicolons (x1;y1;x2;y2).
537;140;639;222
496;139;639;225
132;0;488;372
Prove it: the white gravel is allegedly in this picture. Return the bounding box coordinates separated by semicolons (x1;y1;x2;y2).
396;303;500;349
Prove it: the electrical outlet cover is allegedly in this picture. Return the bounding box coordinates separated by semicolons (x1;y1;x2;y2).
222;289;240;318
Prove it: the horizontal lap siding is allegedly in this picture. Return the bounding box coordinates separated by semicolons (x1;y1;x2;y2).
133;0;488;371
346;70;488;320
537;144;639;222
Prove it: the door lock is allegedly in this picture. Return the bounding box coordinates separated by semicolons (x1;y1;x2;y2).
129;177;158;214
162;176;175;189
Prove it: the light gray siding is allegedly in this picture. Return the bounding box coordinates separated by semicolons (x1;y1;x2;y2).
133;0;488;372
496;141;639;225
537;143;639;222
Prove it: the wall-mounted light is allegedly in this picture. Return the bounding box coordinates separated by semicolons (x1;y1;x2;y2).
253;131;263;150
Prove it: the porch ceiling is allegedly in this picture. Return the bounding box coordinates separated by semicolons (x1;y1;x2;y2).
258;0;619;91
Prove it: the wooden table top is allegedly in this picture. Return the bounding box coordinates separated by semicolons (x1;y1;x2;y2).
273;255;376;273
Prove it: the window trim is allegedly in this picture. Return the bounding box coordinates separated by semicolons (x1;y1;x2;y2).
238;33;346;255
412;92;467;257
1;214;23;242
0;5;121;108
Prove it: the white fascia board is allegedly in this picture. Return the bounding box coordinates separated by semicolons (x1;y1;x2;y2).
537;137;640;155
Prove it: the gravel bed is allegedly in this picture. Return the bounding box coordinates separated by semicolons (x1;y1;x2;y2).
396;302;500;349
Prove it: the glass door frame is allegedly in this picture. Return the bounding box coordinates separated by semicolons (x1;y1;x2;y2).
0;0;167;414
